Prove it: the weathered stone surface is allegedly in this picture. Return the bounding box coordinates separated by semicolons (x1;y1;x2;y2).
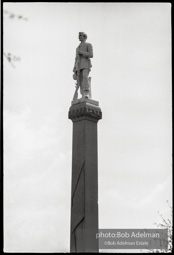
72;32;93;99
69;99;102;123
69;99;102;252
71;97;99;106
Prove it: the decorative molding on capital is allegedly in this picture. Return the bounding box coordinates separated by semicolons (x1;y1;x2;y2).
68;102;102;122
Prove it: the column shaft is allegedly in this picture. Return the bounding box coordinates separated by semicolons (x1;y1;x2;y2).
69;99;102;252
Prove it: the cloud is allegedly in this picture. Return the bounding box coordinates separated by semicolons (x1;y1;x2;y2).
135;180;169;208
4;107;71;252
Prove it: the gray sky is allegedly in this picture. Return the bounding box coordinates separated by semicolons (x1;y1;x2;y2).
3;2;172;252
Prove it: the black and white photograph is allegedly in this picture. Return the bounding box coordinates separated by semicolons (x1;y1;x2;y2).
3;2;172;253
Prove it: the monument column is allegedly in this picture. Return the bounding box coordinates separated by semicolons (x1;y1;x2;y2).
69;98;102;252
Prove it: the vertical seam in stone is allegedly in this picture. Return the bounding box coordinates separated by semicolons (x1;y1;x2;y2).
72;160;85;207
84;120;86;232
74;216;85;252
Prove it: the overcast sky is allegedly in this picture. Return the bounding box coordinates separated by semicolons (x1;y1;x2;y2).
3;2;172;253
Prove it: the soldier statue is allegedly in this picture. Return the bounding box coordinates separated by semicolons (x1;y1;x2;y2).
73;32;93;100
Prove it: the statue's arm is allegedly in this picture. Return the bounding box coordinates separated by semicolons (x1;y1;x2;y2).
80;43;93;58
73;49;78;72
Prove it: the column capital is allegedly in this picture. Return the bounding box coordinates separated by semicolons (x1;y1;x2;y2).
68;98;102;123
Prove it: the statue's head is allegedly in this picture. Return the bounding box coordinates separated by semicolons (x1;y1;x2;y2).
79;32;87;41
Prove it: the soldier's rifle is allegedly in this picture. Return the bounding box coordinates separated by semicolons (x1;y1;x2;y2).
73;52;81;101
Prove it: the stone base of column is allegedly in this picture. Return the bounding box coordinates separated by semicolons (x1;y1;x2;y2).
71;97;99;106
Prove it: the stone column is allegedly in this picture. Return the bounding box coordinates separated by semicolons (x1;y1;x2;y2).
68;98;102;253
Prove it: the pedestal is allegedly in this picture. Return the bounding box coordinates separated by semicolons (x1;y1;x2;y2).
68;98;102;252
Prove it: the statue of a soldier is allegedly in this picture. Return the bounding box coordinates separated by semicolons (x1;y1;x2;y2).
73;32;93;99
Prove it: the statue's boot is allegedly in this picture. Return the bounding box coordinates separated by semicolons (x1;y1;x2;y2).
82;77;91;99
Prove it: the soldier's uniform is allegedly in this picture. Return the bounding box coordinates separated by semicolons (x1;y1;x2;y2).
73;42;93;97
